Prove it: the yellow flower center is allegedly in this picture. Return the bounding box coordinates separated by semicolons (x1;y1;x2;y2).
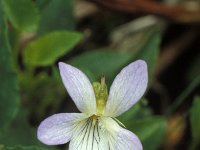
92;76;108;115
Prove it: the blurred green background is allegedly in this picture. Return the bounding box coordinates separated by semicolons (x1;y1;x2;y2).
0;0;200;149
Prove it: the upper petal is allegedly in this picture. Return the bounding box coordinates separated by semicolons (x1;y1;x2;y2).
37;113;88;145
59;62;96;114
105;60;148;117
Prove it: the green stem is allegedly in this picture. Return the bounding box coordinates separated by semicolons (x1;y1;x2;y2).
166;75;200;116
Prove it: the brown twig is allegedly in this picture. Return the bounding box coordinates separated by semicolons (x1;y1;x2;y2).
87;0;200;23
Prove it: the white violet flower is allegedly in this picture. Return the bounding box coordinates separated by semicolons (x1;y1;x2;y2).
37;60;148;150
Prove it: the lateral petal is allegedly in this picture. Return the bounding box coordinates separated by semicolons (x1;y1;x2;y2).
37;113;88;145
59;62;96;114
105;60;148;117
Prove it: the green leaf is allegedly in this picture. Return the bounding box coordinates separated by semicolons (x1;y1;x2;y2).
69;50;133;84
34;0;49;9
133;30;160;81
127;116;166;150
37;0;75;34
112;21;161;83
118;99;153;124
0;111;49;148
0;3;19;131
19;72;66;118
69;30;160;84
0;112;33;145
190;96;200;144
2;0;40;32
23;31;82;67
5;145;48;150
0;145;5;149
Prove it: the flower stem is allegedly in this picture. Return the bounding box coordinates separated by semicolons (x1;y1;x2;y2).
166;75;200;116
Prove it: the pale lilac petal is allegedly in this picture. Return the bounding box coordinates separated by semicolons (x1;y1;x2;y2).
59;62;96;114
105;60;148;117
113;128;143;150
69;117;109;150
69;116;142;150
100;117;142;150
37;113;88;145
